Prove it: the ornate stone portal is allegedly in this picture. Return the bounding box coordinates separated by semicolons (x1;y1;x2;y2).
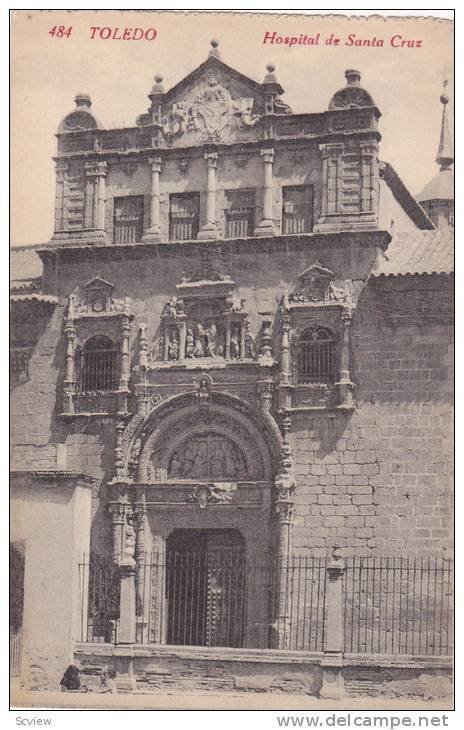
107;376;296;649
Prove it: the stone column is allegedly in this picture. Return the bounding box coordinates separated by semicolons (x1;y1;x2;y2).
255;148;275;236
142;157;162;242
336;308;355;409
279;314;292;385
150;533;167;644
63;298;76;414
54;161;67;233
360;141;379;217
259;314;273;360
178;320;187;360
109;502;126;564
320;548;346;699
118;511;137;644
119;307;131;392
96;162;107;231
134;496;147;642
224;313;231;360
84;161;108;241
198;152;218;239
271;416;295;649
315;143;344;232
118;564;137;647
138;323;149;370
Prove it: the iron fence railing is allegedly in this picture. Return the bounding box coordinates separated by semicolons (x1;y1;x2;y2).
79;553;453;657
344;556;453;656
79;554;120;643
10;631;22;676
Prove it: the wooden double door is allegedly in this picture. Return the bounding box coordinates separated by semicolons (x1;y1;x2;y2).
166;529;246;648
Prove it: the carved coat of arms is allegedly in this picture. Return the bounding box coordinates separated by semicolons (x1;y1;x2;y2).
162;74;259;144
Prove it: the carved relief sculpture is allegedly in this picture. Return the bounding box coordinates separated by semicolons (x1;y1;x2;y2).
160;74;261;144
144;255;259;367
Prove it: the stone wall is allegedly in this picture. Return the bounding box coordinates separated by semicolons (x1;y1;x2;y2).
11;247;453;559
10;475;93;689
73;644;451;698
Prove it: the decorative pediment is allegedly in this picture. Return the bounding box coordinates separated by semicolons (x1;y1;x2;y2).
176;252;235;299
157;58;262;145
68;277;131;318
282;264;352;309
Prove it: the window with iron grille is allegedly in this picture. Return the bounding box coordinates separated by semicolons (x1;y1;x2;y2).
113;196;144;244
76;335;118;392
298;326;336;384
282;185;314;234
10;345;33;385
225;190;255;238
169;193;200;241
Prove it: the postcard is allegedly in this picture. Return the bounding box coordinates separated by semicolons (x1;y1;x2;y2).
10;9;454;713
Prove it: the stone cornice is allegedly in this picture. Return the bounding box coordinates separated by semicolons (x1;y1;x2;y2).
37;230;392;264
10;470;96;486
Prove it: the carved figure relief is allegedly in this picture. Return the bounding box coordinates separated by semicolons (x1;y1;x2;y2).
122;513;136;566
144;255;258;366
168;433;248;481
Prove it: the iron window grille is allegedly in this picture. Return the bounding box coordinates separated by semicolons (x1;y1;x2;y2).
225;190;256;238
113;196;144;244
297;326;336;384
76;335;119;392
169;193;200;241
10;345;33;385
282;185;314;234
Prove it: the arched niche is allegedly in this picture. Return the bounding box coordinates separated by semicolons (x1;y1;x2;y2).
126;392;279;483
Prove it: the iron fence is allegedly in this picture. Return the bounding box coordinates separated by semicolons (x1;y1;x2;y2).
79;553;453;657
79;554;120;643
10;631;22;677
344;557;453;656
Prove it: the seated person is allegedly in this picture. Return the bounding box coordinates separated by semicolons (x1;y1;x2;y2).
98;666;117;694
60;664;87;692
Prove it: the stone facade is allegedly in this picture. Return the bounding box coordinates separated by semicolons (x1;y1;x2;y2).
10;43;453;695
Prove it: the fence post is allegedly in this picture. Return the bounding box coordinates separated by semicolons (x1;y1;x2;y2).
320;547;345;699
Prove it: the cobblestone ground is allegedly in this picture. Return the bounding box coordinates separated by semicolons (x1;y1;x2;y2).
11;686;452;712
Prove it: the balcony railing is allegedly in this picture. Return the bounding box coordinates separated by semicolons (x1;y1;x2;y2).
225;209;255;238
114;217;143;244
282;213;312;235
169;216;199;241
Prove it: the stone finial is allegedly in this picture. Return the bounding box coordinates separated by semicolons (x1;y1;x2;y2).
74;93;91;108
436;80;454;171
345;69;361;86
264;63;278;83
151;74;165;94
209;39;221;59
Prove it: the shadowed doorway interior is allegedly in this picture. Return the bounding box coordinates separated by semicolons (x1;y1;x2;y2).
166;528;246;648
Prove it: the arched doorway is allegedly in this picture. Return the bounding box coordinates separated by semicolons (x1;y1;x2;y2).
166;529;246;647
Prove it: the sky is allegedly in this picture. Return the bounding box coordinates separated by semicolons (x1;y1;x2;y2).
11;10;453;247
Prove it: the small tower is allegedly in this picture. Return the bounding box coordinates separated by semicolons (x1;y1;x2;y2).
417;82;454;229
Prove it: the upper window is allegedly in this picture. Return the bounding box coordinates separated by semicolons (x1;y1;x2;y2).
77;335;118;392
169;193;200;241
282;185;314;235
225;189;255;238
297;326;336;384
113;196;144;244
